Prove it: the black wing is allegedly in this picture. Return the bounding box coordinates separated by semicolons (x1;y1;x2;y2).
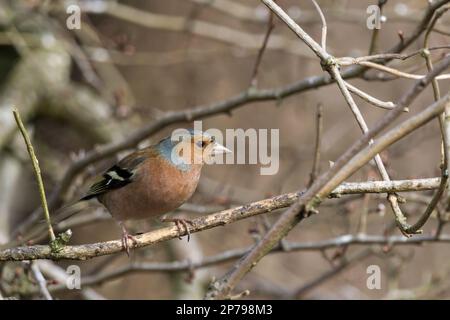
80;150;148;201
80;165;133;200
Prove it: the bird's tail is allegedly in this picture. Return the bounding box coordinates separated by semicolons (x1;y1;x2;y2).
40;199;88;226
0;198;97;251
11;199;91;248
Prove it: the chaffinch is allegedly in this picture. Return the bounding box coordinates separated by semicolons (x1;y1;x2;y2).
80;130;230;254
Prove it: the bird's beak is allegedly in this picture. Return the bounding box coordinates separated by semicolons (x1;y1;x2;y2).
212;142;232;155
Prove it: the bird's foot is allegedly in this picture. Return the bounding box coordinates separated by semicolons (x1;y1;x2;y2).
122;233;137;256
160;217;194;242
120;223;137;256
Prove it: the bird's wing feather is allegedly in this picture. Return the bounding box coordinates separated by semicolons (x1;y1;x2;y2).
80;148;155;200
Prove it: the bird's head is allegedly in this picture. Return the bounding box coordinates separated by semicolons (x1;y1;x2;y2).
158;129;231;168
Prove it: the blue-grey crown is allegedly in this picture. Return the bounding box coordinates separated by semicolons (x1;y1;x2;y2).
156;130;210;171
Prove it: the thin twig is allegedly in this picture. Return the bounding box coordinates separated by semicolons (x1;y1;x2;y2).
30;262;53;300
357;171;374;235
368;0;388;55
358;60;450;80
250;6;275;87
308;103;323;186
344;81;399;110
424;5;450;47
311;0;327;50
358;193;371;235
294;249;372;298
12;108;55;242
433;27;450;36
338;45;450;65
330;65;414;236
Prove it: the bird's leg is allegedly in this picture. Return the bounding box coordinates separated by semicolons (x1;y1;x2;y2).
119;221;137;256
160;216;194;241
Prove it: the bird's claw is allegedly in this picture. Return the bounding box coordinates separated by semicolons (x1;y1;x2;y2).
121;233;137;256
161;218;194;242
120;223;137;256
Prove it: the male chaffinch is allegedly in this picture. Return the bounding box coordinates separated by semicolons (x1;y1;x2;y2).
80;130;230;254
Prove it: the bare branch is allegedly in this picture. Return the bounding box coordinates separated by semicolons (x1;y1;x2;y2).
0;176;443;261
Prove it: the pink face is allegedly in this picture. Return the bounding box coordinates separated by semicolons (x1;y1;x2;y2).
173;133;230;165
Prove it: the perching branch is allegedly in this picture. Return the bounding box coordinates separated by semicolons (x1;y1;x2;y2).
0;176;443;261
